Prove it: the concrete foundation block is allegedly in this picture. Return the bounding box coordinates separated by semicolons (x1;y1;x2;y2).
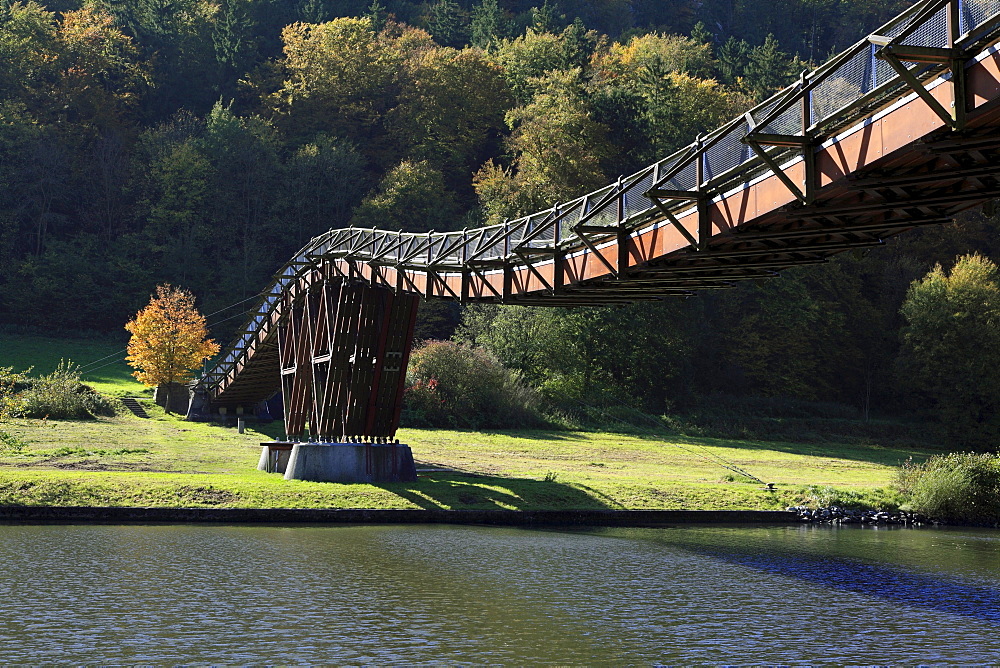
282;442;418;483
258;442;293;474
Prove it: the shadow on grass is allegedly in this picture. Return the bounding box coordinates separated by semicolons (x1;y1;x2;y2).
401;427;580;442
609;427;940;468
376;471;611;511
408;418;942;468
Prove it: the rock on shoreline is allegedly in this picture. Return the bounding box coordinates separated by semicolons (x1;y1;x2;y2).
788;506;929;525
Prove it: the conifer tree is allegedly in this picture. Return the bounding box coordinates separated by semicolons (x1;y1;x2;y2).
470;0;509;48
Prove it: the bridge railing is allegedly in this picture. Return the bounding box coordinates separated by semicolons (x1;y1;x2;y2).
197;0;1000;396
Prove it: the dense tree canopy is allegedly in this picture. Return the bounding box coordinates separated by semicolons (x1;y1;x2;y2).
0;0;996;435
899;255;1000;445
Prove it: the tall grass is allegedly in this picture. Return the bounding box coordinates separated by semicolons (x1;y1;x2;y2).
898;452;1000;525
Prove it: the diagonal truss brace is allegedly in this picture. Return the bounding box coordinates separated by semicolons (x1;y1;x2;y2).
741;112;809;205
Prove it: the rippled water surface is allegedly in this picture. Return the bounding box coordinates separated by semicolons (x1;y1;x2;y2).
0;523;998;663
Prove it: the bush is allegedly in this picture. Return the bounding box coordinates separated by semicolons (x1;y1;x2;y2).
899;452;1000;525
0;366;30;419
18;361;118;420
403;341;543;429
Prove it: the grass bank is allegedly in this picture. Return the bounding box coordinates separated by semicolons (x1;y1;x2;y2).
0;400;932;510
0;331;939;511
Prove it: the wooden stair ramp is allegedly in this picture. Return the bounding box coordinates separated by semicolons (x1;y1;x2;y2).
121;397;150;419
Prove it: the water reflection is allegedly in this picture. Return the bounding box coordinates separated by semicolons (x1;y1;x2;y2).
0;523;996;664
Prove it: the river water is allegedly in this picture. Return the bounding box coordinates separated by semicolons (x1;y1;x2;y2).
0;523;997;664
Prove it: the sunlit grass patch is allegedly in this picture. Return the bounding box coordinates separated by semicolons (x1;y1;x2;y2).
0;397;942;511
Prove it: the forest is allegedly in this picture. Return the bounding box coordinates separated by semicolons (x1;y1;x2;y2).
1;0;999;443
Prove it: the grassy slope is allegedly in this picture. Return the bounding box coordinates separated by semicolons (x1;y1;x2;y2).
0;333;145;396
0;333;930;510
0;402;927;510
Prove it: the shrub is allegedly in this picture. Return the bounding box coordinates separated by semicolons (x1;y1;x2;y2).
403;340;543;429
0;366;30;419
18;361;118;420
0;430;25;453
899;452;1000;525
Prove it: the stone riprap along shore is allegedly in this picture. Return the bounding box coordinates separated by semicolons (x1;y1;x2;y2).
790;506;928;525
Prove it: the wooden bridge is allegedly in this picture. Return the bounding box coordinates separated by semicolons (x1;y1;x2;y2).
193;0;1000;443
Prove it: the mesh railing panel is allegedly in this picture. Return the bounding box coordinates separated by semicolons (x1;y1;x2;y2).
584;191;621;227
508;219;530;246
398;237;419;260
902;4;950;47
704;124;748;181
425;236;447;263
439;232;465;263
623;171;656;219
812;46;873;121
664;159;699;191
525;216;557;248
762;103;803;136
751;98;783;126
966;0;1000;30
561;200;585;239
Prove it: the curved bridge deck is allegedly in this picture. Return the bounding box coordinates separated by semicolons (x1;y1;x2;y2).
196;0;1000;439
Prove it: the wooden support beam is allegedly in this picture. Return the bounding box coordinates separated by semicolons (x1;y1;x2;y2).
877;49;960;129
742;133;810;148
730;217;949;242
692;239;883;259
645;188;701;200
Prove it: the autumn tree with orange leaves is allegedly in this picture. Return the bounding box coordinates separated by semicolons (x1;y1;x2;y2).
125;285;219;413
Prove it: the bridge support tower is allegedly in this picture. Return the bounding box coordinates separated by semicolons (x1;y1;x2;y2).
269;272;420;482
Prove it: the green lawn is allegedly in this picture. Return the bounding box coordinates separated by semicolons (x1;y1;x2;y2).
0;332;936;511
0;333;145;396
0;399;930;510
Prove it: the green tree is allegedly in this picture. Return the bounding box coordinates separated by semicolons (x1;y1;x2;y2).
55;6;149;131
713;273;846;400
470;0;510;49
364;0;387;32
386;45;511;180
690;20;712;45
0;1;60;109
490;27;566;103
530;0;563;34
351;160;459;232
559;17;597;70
284;134;365;245
268;17;399;141
743;33;799;101
458;301;696;410
142;139;214;286
425;0;466;48
475;68;611;220
92;0;215;119
638;69;750;160
899;254;1000;445
211;0;257;94
595;31;715;81
200;101;283;295
716;36;749;85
